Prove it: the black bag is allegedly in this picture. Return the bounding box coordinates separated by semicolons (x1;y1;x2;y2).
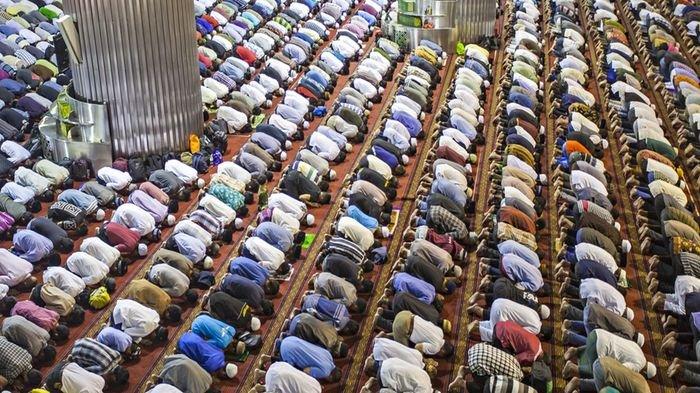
145;154;164;175
70;159;93;181
128;156;147;182
205;119;229;153
192;152;210;174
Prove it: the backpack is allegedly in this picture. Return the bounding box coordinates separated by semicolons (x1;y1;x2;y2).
70;159;93;181
112;157;128;172
145;154;163;175
205;119;229;153
128;156;147;182
180;152;193;165
192;152;210;174
189;133;201;153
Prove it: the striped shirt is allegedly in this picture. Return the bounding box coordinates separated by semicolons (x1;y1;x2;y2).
70;338;121;375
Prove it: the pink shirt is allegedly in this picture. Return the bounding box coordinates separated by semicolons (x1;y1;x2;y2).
12;300;60;331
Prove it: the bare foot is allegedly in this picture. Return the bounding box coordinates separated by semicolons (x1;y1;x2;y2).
564;377;579;393
562;360;577;379
564;347;577;361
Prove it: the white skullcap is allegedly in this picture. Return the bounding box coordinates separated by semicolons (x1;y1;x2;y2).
680;180;687;189
280;151;287;161
420;112;425;121
166;215;176;227
95;209;106;221
234;218;244;229
538;174;548;184
539;305;551;319
329;169;338;180
401;154;409;165
226;363;238;378
285;140;292;150
453;265;463;277
251;317;261;331
646;362;657;379
478;115;484;124
614;222;621;231
381;226;391;238
138;243;148;257
378;86;385;95
601;139;609;149
410;137;417;147
636;333;645;347
624;307;635;321
345;143;353;152
203;256;214;270
303;120;310;129
306;214;315;226
622;239;632;253
248;66;256;73
196;178;206;189
539;125;546;135
265;99;272;107
368;101;374;108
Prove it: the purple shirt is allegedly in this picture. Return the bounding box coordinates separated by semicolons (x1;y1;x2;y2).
128;189;168;223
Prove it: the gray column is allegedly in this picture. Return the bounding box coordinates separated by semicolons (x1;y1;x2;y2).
64;0;202;157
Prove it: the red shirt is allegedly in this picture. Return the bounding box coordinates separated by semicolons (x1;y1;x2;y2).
103;222;140;255
436;145;466;166
494;320;542;366
236;46;257;65
425;228;464;259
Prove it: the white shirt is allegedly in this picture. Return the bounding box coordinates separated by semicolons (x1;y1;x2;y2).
575;243;618;274
506;155;538;181
15;166;50;195
379;357;432;393
265;361;322;393
97;167;132;191
309;132;341;161
199;194;236;225
218;106;248;131
435;163;469;190
571;170;608;196
147;384;184;393
579;278;627;316
112;299;160;338
268;192;308;220
245;236;286;271
373;337;424;368
664;275;700;315
61;362;105;393
43;266;86;298
66;251;109;286
218;161;252;185
80;237;120;268
479;298;542;342
164;159;199;185
593;329;647;372
1;182;34;204
365;154;393;180
410;314;445;355
0;249;32;287
1;140;30;164
268;207;302;234
174;220;213;247
337;216;374;251
112;203;156;237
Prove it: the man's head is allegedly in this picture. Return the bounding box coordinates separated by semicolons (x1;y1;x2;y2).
112;366;130;386
264;280;280;296
57;237;74;253
51;324;70;342
154;326;169;343
104;278;117;293
354;298;367;314
185;289;199;303
0;296;17;317
39;345;57;364
164;305;182;323
261;299;274;316
26;369;42;388
66;305;85;326
46;252;61;266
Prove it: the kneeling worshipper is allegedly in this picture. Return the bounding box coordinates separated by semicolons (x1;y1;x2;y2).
0;248;37;292
251;361;322;393
261;336;341;383
299;293;360;335
176;332;239;381
564;357;651;393
284;312;348;358
561;302;645;347
96;221;149;257
110;299;169;345
1;315;56;365
561;328;657;380
363;335;438;379
44;362;106;393
0;336;43;391
360;357;432;393
69;338;130;387
375;310;453;357
11;228;59;265
123;279;183;324
111;203;162;243
155;354;215;393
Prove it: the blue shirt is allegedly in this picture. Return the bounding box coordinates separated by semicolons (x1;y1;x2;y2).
172;233;207;263
430;178;467;208
464;59;489;80
450;114;477;140
177;332;225;373
279;336;335;379
497;240;540;267
575;259;617;288
393;272;436;304
392;111;422;137
357;10;377;25
501;253;544;292
370;146;399;168
96;327;133;353
13;229;53;263
191;314;236;350
253;221;293;251
302;294;350;329
222;273;265;308
347;205;378;230
228;256;269;286
508;91;535;111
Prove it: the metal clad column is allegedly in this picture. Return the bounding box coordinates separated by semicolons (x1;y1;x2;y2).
65;0;202;157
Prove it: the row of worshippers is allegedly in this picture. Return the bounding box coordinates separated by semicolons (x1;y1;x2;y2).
618;0;700;390
357;41;491;393
671;0;700;45
0;149;257;390
0;0;63;136
247;39;446;393
546;0;661;391
140;4;394;392
449;1;552;391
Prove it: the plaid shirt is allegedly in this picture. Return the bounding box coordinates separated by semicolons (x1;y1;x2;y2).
70;338;121;375
189;209;225;238
468;342;524;380
426;206;470;244
0;336;33;383
324;236;366;265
